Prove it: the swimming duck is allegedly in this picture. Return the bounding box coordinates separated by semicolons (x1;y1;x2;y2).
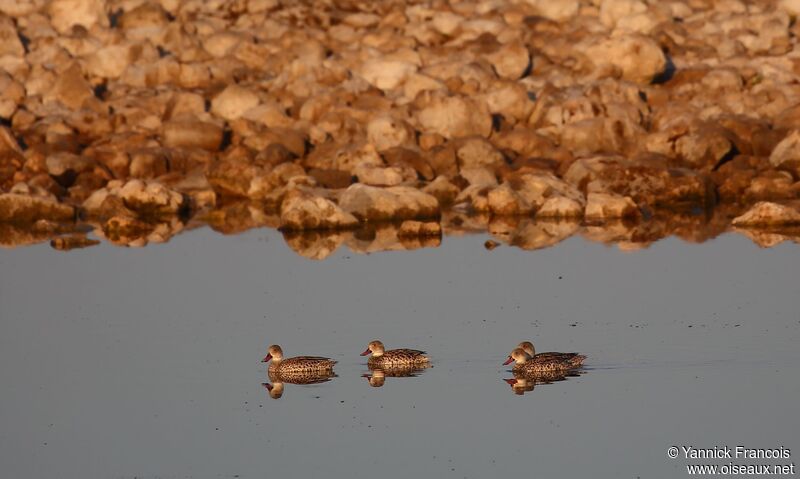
503;346;585;373
261;344;337;374
360;340;429;368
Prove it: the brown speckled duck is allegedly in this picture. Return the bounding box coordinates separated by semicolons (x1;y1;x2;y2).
261;344;337;374
360;340;429;368
503;343;586;374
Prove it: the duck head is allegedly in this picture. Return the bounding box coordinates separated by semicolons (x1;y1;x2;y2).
360;340;385;357
503;348;531;366
261;344;283;363
517;341;536;357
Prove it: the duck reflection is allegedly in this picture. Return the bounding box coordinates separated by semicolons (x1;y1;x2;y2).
503;369;582;396
362;364;431;388
261;370;337;400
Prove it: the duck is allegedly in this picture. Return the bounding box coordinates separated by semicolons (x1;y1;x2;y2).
503;345;585;374
261;344;337;374
360;340;429;368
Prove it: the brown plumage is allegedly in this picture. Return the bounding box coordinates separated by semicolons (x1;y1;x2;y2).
360;340;429;368
261;344;337;374
504;344;586;374
362;364;430;387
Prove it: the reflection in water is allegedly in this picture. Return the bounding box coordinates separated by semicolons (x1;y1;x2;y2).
503;370;583;396
4;200;800;254
362;364;431;388
262;370;337;400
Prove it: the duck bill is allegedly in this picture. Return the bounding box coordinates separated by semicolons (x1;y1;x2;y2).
502;357;514;365
261;353;272;362
359;349;371;356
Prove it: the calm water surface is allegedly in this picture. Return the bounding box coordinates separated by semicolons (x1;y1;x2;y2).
1;229;798;478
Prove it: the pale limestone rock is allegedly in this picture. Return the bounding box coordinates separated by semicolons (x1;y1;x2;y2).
0;14;24;57
778;0;800;15
242;102;293;129
769;130;800;174
367;115;412;152
584;192;639;220
279;189;358;231
599;0;647;28
0;0;42;17
415;95;492;139
0;72;24;119
353;165;409;187
536;196;584;218
460;167;497;188
44;63;95;110
523;0;579;21
732;202;800;226
211;85;260;121
84;44;138;79
359;58;417;91
403;74;447;101
161;121;223;151
422;175;461;206
487;41;530;80
48;0;107;34
431;11;463;36
456;138;505;171
488;183;531;215
585;34;667;84
339;184;440;221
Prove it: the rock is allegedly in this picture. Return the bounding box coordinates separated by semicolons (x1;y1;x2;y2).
731;202;800;226
339;184;440;221
367;115;412;152
585;34;667;84
536;197;584;218
308;169;353;189
353;164;413;187
359;59;417;91
279;189;358;231
0;193;75;223
769;130;800;176
779;0;800;15
422;175;460;206
211;85;261;121
564;157;713;208
83;179;188;219
397;220;442;238
456;138;505;171
524;0;580;21
511;172;585;210
0;14;24;57
45;63;95;111
460;167;497;188
48;0;108;34
486;41;530;80
488;183;530;215
162;121;224;151
84;44;139;79
415;95;492;139
599;0;647;28
585;192;640;220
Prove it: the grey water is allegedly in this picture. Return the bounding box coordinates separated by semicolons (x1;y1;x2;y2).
0;229;798;478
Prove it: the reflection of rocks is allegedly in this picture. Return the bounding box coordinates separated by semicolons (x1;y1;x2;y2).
0;221;80;248
282;222;443;260
283;230;347;260
0;192;75;223
490;217;580;251
94;216;185;248
279;189;358;231
201;201;279;235
50;234;100;251
733;227;800;248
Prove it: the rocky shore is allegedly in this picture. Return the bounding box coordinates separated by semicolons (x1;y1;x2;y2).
2;0;800;254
